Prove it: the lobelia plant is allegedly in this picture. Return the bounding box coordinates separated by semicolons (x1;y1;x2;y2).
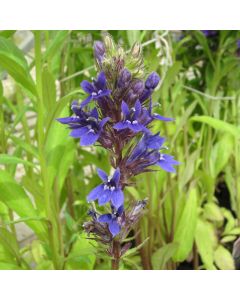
57;34;179;270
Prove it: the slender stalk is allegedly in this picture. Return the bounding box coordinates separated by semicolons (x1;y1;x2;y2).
0;84;7;152
193;242;199;270
135;226;151;270
16;88;33;178
111;240;121;270
34;31;62;269
146;173;153;268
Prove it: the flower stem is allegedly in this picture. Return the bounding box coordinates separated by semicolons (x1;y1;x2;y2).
111;240;120;270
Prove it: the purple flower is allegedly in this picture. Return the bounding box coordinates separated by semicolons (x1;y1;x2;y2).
126;133;179;174
113;100;149;133
98;205;124;237
57;102;109;146
80;71;111;107
128;133;165;163
139;99;173;126
156;153;180;173
87;168;124;209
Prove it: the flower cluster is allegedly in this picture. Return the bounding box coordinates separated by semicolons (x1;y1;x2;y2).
57;34;179;264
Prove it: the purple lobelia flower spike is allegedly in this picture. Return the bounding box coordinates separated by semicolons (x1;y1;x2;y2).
80;71;111;107
58;34;179;269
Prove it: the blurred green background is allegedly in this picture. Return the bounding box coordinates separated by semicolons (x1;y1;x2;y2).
0;30;240;270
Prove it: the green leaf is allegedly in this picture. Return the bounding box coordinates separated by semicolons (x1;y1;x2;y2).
227;227;240;235
222;208;236;235
125;186;141;200
36;260;54;270
190;115;240;138
152;242;179;270
0;31;16;38
31;240;47;265
221;235;236;243
172;188;198;262
194;31;215;68
65;233;96;270
42;66;56;115
43;31;69;61
127;31;142;46
161;61;182;97
179;149;200;188
10;136;39;158
0;170;47;241
0;262;22;270
210;134;234;178
203;202;224;223
0;154;36;168
195;219;217;270
44;107;75;191
214;245;235;270
0;37;37;97
122;237;150;258
0;228;20;263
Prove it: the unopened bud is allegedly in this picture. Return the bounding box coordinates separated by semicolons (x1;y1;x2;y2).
103;33;116;53
131;42;142;58
132;80;144;95
145;72;160;90
94;41;105;64
117;68;132;88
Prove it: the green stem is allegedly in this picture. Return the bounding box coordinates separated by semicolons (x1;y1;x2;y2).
34;31;62;269
0;83;7;153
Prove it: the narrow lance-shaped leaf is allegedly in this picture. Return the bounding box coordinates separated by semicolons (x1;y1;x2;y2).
0;37;37;97
0;170;47;241
172;187;198;262
190;115;240;138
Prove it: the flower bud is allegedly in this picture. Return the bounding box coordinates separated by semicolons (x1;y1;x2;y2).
103;33;116;54
145;72;160;90
94;41;105;64
131;42;142;58
117;68;132;88
132;80;144;95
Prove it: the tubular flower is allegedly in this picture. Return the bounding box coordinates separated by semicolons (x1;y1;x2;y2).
98;205;124;237
57;101;109;146
87;168;124;209
113;100;149;133
80;71;111;107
